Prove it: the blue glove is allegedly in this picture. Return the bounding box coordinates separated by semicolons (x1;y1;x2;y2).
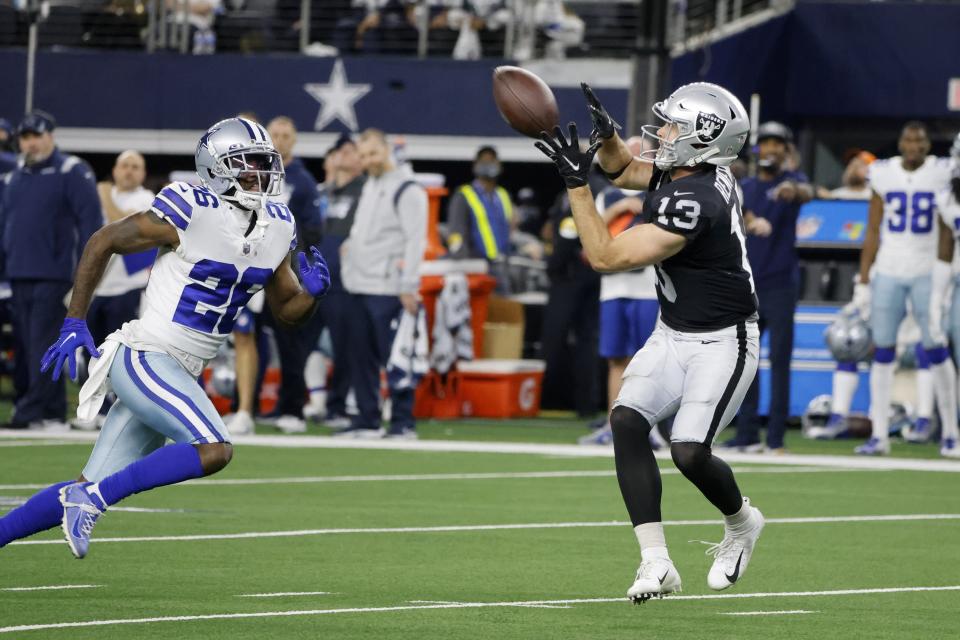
40;318;102;382
297;245;331;298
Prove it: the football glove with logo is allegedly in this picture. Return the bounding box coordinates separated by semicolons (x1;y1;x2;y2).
581;83;621;140
298;245;331;298
535;123;601;189
40;318;102;382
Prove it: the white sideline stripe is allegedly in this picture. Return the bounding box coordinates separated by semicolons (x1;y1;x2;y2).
1;428;959;472
237;591;332;598
129;354;216;442
0;466;868;491
10;513;960;547
408;600;569;609
1;585;100;592
721;610;816;616
1;585;958;633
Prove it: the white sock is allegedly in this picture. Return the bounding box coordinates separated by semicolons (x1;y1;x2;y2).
915;368;933;422
634;522;669;562
932;360;960;441
831;370;859;416
723;498;753;534
869;362;895;440
304;351;327;390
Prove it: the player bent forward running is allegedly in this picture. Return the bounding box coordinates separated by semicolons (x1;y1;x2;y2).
0;117;331;558
535;83;764;603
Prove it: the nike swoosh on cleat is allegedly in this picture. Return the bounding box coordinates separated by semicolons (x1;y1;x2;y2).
71;518;85;539
725;551;744;583
562;157;580;171
658;571;669;585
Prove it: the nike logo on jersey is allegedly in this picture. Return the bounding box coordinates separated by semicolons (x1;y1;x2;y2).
674;191;695;196
725;551;744;583
700;340;717;345
563;157;580;171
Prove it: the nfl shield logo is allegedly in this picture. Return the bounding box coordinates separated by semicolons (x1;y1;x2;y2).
695;112;726;143
242;242;251;255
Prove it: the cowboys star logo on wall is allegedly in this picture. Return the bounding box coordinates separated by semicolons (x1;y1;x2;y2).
695;112;726;143
304;59;372;132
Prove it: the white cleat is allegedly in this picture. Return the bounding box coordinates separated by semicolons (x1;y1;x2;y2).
275;415;307;434
941;438;960;459
225;411;255;436
854;437;890;456
705;499;765;591
626;558;682;604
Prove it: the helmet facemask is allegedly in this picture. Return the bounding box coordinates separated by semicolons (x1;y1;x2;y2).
217;149;284;210
640;101;721;171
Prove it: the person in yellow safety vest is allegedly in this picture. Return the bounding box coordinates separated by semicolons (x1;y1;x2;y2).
446;146;515;263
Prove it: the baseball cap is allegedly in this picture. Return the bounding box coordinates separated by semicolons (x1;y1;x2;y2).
17;110;57;136
756;121;793;145
0;118;13;138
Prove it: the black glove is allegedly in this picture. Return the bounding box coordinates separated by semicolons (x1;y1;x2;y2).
535;123;601;189
581;82;621;140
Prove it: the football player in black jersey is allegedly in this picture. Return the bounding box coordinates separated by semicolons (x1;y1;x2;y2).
536;82;765;603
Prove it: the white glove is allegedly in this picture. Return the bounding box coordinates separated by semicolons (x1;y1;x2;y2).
851;282;871;321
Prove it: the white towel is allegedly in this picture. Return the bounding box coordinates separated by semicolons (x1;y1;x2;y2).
76;338;122;422
430;273;474;375
387;308;429;390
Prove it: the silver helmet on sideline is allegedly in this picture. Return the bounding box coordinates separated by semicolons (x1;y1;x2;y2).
825;310;872;362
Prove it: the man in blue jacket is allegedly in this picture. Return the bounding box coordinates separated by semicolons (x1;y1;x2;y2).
726;121;813;453
0;111;101;429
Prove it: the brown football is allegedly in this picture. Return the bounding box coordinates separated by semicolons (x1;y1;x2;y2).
492;66;560;138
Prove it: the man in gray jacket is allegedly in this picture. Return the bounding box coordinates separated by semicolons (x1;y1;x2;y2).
338;128;427;438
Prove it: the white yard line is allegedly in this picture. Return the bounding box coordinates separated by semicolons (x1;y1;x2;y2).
237;591;333;598
2;428;959;472
1;585;957;634
0;585;100;592
9;513;960;547
720;610;817;616
0;466;872;492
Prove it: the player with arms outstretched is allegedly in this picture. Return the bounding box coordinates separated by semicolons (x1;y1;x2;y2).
536;83;764;603
0;118;331;558
848;122;957;456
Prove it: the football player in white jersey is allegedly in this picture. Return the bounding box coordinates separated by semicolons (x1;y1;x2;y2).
0;118;331;558
928;131;960;458
849;122;957;455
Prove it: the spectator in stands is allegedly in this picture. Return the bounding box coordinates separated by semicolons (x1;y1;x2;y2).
447;145;514;290
0;111;101;431
513;0;584;61
351;0;419;54
165;0;221;53
429;0;510;59
308;135;365;427
0;118;15;177
726;121;813;454
338;128;426;438
816;150;876;200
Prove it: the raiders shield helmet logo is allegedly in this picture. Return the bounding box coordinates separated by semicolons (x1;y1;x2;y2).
695;112;726;143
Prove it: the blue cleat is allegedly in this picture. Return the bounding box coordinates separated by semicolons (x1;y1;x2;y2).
854;437;890;456
901;417;932;444
59;483;104;559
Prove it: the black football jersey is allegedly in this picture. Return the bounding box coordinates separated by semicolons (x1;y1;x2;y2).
640;165;758;331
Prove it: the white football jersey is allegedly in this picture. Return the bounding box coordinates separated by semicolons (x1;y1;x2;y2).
96;186;156;297
127;181;296;362
870;155;952;278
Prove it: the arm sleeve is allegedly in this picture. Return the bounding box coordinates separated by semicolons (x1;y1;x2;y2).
446;191;472;258
397;184;428;294
649;191;712;240
150;182;196;232
67;161;104;251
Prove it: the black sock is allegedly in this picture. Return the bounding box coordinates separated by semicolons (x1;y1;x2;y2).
670;442;743;515
610;406;662;526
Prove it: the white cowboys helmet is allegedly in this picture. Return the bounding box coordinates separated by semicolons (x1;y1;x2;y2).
195;117;284;210
824;310;873;362
640;82;750;171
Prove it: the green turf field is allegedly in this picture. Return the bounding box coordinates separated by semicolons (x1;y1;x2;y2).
2;428;959;639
